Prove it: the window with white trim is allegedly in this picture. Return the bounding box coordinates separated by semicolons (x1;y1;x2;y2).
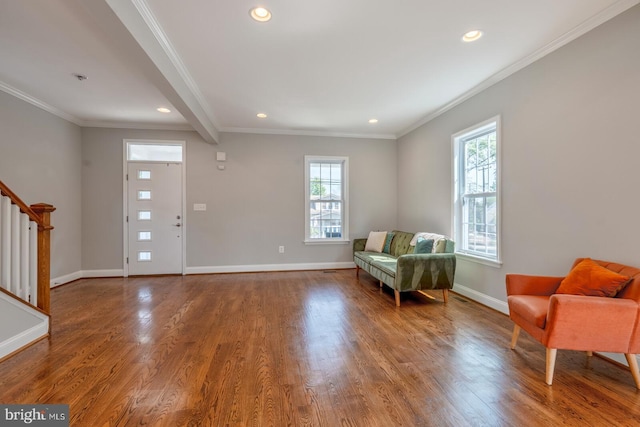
453;116;501;263
304;156;349;243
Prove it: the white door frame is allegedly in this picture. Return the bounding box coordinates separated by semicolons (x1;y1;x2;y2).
122;139;187;277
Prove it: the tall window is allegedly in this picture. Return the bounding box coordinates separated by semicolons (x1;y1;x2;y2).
304;156;349;243
453;116;501;263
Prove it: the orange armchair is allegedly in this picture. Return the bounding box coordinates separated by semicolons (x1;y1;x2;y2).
507;258;640;388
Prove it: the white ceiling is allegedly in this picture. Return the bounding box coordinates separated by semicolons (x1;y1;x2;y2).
1;0;637;143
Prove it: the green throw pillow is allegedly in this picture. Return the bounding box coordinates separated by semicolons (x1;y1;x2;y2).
414;238;434;254
383;232;395;254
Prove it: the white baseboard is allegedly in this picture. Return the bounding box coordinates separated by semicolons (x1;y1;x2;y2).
49;264;354;284
50;269;124;288
452;282;509;315
186;262;356;275
0;322;49;360
0;293;49;360
81;269;125;278
50;271;83;288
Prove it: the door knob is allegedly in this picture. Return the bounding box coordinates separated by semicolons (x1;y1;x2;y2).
174;223;181;227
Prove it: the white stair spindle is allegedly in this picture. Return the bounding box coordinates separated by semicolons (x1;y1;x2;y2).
11;204;21;295
29;220;38;307
20;213;30;301
1;196;12;292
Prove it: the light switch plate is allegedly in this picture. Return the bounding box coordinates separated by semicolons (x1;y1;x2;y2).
193;203;207;211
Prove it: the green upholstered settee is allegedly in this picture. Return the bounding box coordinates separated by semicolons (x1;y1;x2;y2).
353;230;456;306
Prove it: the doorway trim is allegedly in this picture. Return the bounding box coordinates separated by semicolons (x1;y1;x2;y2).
122;139;187;277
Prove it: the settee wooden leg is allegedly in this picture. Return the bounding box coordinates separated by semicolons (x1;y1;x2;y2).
624;354;640;389
586;351;593;357
356;265;360;277
394;290;400;307
442;289;449;303
546;348;557;386
510;325;521;350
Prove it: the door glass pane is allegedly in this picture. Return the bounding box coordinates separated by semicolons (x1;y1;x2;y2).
138;251;152;261
137;190;151;200
127;144;183;162
138;210;151;220
138;170;151;180
138;231;151;241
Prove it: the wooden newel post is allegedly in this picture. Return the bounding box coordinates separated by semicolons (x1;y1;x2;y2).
30;203;55;314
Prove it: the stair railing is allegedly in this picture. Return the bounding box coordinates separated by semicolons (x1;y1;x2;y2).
0;180;55;313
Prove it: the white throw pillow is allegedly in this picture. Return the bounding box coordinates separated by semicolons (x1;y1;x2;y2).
410;232;446;253
364;231;387;253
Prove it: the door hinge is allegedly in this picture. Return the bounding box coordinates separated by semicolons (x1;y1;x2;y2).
126;216;128;222
126;174;129;180
126;257;129;264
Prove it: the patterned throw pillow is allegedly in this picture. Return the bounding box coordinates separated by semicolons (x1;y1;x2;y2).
556;258;632;297
382;232;395;254
414;238;434;254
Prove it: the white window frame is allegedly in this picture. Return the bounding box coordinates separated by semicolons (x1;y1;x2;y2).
304;155;349;244
452;116;502;267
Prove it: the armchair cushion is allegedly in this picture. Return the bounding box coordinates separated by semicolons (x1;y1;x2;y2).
508;295;550;329
556;258;632;297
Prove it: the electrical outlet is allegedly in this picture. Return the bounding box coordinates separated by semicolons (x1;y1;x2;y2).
278;246;285;253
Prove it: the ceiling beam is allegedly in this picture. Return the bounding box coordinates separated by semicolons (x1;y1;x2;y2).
92;0;219;144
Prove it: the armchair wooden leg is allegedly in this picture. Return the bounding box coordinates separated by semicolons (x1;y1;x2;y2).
379;280;383;288
442;289;449;303
510;325;521;350
546;348;557;386
624;354;640;389
394;290;400;307
586;351;593;357
356;265;360;277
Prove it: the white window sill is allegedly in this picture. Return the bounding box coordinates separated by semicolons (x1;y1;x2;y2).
455;252;502;268
304;239;351;245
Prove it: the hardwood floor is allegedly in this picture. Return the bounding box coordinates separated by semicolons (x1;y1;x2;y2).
1;270;640;426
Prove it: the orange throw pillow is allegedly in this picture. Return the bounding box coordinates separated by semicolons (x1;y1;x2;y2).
556;258;631;297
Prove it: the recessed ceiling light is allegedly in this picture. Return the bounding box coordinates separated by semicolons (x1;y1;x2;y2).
462;30;483;42
250;7;271;22
257;113;267;118
157;107;171;113
368;118;379;124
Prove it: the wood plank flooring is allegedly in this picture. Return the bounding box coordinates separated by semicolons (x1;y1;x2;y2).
1;270;640;426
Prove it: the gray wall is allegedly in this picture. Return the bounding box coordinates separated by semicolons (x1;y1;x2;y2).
397;5;640;303
81;128;397;270
0;91;82;280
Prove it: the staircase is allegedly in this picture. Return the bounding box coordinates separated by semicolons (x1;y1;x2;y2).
0;180;54;360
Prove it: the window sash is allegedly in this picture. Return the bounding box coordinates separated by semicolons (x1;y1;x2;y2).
453;116;500;263
305;156;348;242
461;194;497;257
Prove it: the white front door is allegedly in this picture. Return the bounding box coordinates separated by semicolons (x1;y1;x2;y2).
127;162;183;275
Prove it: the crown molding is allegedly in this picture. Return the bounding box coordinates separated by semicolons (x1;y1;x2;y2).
221;126;397;140
0;81;83;126
0;80;198;132
397;0;640;139
81;120;194;131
